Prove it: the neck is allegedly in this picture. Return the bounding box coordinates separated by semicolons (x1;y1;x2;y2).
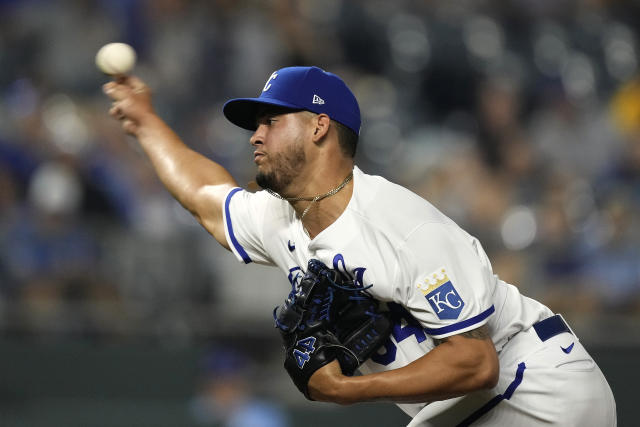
272;166;353;238
295;173;354;238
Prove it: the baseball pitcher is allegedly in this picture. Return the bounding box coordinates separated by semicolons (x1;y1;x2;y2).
103;66;616;426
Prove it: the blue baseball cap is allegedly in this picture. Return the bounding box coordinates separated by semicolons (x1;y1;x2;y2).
223;66;361;135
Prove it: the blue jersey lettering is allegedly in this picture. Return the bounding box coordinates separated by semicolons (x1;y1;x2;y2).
371;303;426;366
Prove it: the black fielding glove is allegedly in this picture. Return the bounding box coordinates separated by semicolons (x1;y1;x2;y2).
274;259;391;399
333;292;392;375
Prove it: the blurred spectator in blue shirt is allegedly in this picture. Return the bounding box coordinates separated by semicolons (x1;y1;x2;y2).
190;346;289;427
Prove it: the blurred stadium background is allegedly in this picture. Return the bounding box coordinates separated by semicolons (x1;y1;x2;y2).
1;0;639;425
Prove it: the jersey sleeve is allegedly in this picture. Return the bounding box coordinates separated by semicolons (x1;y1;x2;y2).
222;187;275;266
396;222;495;339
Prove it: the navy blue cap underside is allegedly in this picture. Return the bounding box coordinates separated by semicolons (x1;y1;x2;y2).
223;98;303;131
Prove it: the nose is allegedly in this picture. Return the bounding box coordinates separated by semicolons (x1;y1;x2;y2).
250;125;265;146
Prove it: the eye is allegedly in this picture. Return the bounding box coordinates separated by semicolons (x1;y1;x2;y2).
268;118;278;125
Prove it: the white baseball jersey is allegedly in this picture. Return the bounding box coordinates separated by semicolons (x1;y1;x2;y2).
222;166;616;426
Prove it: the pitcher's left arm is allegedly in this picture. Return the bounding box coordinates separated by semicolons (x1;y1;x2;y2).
308;325;498;404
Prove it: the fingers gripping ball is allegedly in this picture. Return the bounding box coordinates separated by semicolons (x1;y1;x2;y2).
96;43;137;76
274;259;392;399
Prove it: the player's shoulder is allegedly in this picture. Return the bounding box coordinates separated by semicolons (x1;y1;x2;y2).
228;186;294;224
351;167;451;237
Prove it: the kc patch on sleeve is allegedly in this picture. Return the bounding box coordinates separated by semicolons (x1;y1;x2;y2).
417;267;464;319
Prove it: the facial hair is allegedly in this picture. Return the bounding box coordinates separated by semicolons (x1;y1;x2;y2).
256;139;306;194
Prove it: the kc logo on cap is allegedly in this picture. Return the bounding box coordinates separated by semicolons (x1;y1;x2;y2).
263;72;278;92
223;66;361;136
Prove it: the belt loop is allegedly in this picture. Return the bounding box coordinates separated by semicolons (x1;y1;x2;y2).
557;313;578;340
533;314;572;342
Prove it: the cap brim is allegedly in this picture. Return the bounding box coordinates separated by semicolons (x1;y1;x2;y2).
223;98;303;131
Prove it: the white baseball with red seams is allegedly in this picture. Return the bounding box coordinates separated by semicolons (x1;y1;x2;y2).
95;42;136;75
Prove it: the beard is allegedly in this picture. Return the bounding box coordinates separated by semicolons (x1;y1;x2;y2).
256;141;306;194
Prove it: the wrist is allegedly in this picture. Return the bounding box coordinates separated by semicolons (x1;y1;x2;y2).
313;372;353;404
134;111;164;138
137;108;159;126
307;361;355;404
333;375;357;405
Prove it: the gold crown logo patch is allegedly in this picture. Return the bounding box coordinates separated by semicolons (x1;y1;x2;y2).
417;267;451;295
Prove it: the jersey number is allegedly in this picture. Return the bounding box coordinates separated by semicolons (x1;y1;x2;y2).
371;303;427;366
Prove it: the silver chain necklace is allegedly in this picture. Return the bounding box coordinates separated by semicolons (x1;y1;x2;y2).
265;171;353;219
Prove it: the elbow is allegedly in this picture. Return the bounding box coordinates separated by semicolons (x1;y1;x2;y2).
460;342;499;392
479;364;499;390
476;352;500;390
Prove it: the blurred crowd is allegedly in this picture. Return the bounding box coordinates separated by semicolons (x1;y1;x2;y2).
1;0;640;342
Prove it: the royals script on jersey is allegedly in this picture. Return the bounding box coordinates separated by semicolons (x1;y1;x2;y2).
222;166;553;417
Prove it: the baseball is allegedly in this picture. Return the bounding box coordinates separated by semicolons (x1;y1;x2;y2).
95;42;136;76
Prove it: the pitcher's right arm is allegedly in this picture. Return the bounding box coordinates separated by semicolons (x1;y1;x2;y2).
103;76;236;249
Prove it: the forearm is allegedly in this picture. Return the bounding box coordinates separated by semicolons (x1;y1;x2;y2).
135;113;238;213
341;338;497;404
310;329;499;405
103;77;238;243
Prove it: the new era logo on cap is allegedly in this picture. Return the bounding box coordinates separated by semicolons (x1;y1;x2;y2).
222;66;361;135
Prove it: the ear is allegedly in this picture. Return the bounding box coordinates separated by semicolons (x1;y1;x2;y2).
311;113;331;143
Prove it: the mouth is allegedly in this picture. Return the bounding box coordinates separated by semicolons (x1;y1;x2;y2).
254;151;265;164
